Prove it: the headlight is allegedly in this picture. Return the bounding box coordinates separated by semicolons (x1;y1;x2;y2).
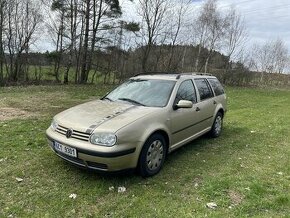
90;133;117;146
50;120;58;131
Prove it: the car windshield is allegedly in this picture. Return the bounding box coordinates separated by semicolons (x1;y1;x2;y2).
105;79;176;107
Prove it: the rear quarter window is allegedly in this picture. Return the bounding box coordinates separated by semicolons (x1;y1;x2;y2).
194;78;214;101
208;78;225;96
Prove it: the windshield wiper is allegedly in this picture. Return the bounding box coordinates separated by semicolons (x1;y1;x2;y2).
118;98;146;106
102;97;113;102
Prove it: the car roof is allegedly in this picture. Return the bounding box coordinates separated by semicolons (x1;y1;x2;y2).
131;73;217;81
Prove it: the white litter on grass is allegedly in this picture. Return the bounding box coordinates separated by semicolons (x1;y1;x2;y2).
16;177;23;182
250;131;256;133
277;172;283;175
69;193;77;199
245;187;250;191
109;186;115;191
118;187;126;193
206;202;217;209
0;157;7;162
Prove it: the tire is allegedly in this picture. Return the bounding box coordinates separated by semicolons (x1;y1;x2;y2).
210;112;223;138
138;134;166;177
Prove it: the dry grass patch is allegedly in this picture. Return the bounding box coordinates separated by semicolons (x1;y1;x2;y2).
228;190;244;206
0;107;34;121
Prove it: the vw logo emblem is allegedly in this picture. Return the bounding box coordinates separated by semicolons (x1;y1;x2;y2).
66;129;73;138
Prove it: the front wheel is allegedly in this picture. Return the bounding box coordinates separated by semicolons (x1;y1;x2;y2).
210;112;223;138
138;134;166;177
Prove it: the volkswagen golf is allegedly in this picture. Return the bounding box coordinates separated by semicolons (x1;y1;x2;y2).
46;73;227;177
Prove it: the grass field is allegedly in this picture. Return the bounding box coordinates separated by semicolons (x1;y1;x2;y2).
3;65;119;85
1;85;290;217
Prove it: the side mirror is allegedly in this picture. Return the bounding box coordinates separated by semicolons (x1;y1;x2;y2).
174;100;193;110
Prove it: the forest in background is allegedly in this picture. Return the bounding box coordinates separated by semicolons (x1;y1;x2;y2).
0;0;289;87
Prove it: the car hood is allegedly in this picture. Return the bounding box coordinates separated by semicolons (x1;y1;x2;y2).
54;100;160;133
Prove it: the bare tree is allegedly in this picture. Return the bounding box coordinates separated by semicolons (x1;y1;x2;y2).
272;39;289;74
202;0;227;73
50;0;66;82
63;0;79;84
79;0;122;83
223;6;247;71
165;0;191;72
4;0;42;82
0;0;6;85
137;0;171;72
191;0;227;73
248;39;289;81
46;0;122;84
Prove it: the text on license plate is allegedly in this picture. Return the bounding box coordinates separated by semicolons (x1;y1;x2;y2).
54;142;77;158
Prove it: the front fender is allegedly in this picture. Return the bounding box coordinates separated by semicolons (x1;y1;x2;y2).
116;110;171;158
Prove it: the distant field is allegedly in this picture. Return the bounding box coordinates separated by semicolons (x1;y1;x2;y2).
3;65;119;85
0;85;290;217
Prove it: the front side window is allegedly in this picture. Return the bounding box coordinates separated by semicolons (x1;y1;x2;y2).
174;80;197;104
106;79;176;107
208;78;224;96
194;79;214;101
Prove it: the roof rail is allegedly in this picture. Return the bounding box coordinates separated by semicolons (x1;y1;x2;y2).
134;72;177;77
195;73;213;76
133;72;213;79
176;72;213;79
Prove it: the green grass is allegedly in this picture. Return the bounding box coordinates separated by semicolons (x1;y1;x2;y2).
1;85;290;217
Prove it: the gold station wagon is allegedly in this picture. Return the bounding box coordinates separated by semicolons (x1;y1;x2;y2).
46;73;227;177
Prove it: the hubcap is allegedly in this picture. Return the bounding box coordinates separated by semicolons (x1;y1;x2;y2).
146;140;164;171
214;116;222;134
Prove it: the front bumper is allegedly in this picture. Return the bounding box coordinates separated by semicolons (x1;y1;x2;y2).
46;128;140;172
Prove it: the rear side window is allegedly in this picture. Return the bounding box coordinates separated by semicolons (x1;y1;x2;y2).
208;78;225;96
175;80;197;104
194;79;214;101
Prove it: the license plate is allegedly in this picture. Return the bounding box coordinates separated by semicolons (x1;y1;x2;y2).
54;142;77;158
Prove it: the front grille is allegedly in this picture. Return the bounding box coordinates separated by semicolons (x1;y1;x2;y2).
56;125;91;142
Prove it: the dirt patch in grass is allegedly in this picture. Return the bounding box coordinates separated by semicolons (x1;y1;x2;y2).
228;190;244;205
0;107;33;121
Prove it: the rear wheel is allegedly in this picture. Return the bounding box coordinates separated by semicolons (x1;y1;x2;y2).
210;112;223;138
138;134;166;177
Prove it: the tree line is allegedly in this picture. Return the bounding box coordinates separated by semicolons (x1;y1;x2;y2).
0;0;289;86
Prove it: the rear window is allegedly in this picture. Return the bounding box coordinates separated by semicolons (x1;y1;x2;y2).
208;78;225;96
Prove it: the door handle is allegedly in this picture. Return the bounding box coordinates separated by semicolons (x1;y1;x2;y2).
196;107;200;112
213;100;217;105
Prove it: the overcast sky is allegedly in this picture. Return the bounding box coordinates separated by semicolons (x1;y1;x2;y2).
218;0;290;50
35;0;290;54
120;0;290;51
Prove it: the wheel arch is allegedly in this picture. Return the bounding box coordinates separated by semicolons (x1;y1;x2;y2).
137;129;170;177
217;108;224;118
142;129;170;154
